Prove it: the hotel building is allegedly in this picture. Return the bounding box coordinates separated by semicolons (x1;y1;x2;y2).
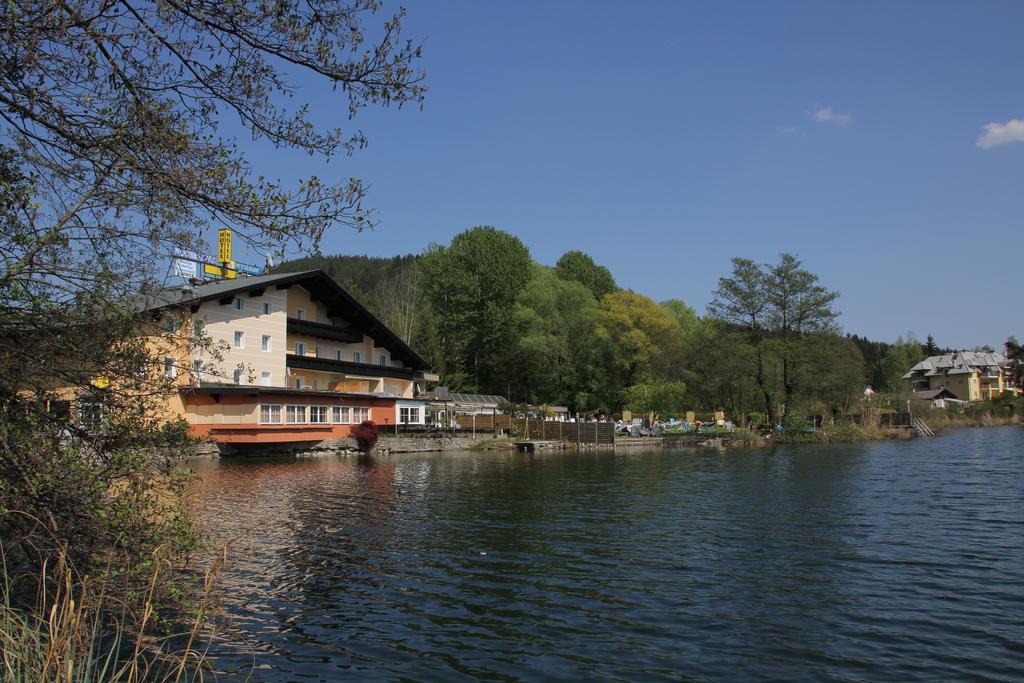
153;270;435;444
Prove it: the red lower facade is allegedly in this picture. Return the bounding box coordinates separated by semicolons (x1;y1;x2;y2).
182;387;411;444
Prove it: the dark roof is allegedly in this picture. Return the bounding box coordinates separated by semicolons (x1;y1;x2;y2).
911;388;958;400
421;390;506;405
150;270;429;371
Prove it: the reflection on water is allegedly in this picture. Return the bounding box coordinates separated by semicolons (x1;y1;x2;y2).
190;428;1024;680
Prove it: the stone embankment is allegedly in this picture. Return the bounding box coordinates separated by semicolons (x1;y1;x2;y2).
206;435;493;457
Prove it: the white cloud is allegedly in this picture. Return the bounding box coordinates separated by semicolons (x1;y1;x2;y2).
810;105;854;126
976;119;1024;149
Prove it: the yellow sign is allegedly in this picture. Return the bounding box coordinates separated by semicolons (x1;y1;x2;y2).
217;229;232;263
92;376;110;389
204;262;236;279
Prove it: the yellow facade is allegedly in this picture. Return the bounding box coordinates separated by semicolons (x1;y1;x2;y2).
913;366;1011;402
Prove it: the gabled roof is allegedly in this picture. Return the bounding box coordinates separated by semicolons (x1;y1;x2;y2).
148;270;430;371
911;388;959;400
903;351;1009;379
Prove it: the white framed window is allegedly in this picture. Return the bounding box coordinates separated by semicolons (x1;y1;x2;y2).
286;405;307;424
400;407;420;424
163;357;177;378
192;359;203;376
233;331;244;348
316;311;324;323
332;406;351;424
352;351;361;364
315;345;322;358
352;407;370;423
295;376;304;389
232;368;242;384
294;342;306;356
378;354;387;366
260;371;272;386
260;404;282;424
261;302;272;315
309;406;329;424
296;308;305;321
261;335;272;352
334;349;342;361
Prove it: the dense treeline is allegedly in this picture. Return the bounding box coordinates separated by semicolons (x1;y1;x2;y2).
276;226;999;422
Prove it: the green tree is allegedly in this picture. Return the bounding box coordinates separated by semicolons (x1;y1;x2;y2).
924;334;939;356
661;299;701;339
554;251;617;300
623;378;688;418
1004;336;1023;389
505;266;599;409
595;291;683;411
421;227;532;392
882;334;926;392
708;254;839;424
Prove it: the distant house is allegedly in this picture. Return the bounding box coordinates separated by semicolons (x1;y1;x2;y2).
903;351;1019;402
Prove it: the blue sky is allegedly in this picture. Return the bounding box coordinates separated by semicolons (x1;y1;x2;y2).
237;0;1023;349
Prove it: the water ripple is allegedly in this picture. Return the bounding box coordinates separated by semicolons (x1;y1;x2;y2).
190;427;1024;681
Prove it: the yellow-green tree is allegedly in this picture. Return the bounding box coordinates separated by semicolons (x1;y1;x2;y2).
595;291;685;411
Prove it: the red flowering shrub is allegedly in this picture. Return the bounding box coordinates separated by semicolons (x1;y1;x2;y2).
350;420;378;450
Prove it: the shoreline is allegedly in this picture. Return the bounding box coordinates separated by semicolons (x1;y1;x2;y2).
194;419;1021;458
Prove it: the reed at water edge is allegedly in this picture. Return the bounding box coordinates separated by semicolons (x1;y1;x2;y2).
0;541;228;682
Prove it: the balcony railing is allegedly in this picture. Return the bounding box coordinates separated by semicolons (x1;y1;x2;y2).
286;317;363;343
286;353;414;380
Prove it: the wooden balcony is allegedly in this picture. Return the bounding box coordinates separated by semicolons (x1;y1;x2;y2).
286;353;415;381
286;317;363;343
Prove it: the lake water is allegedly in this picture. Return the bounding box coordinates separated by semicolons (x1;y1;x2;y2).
190;427;1024;681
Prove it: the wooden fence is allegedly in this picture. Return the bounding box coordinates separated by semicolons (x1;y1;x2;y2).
453;414;615;445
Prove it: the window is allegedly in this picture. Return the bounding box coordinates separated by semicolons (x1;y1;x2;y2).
233;331;244;348
261;302;272;315
309;406;329;424
295;376;304;389
192;359;203;377
332;406;351;424
294;342;306;356
234;297;244;311
261;335;272;352
400;407;421;424
352;407;370;423
260;404;282;424
260;371;272;386
334;349;342;361
352;351;361;364
232;369;242;384
286;405;307;424
315;346;322;358
316;311;324;323
78;398;104;429
193;319;205;337
163;357;177;378
296;308;305;321
378;354;387;366
163;316;179;333
958;379;964;385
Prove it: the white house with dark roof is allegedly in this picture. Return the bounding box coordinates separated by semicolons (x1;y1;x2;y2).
150;269;436;444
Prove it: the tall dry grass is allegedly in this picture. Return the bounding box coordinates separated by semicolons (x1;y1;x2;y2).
1;542;228;682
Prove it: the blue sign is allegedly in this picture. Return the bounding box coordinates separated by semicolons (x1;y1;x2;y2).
233;261;264;276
